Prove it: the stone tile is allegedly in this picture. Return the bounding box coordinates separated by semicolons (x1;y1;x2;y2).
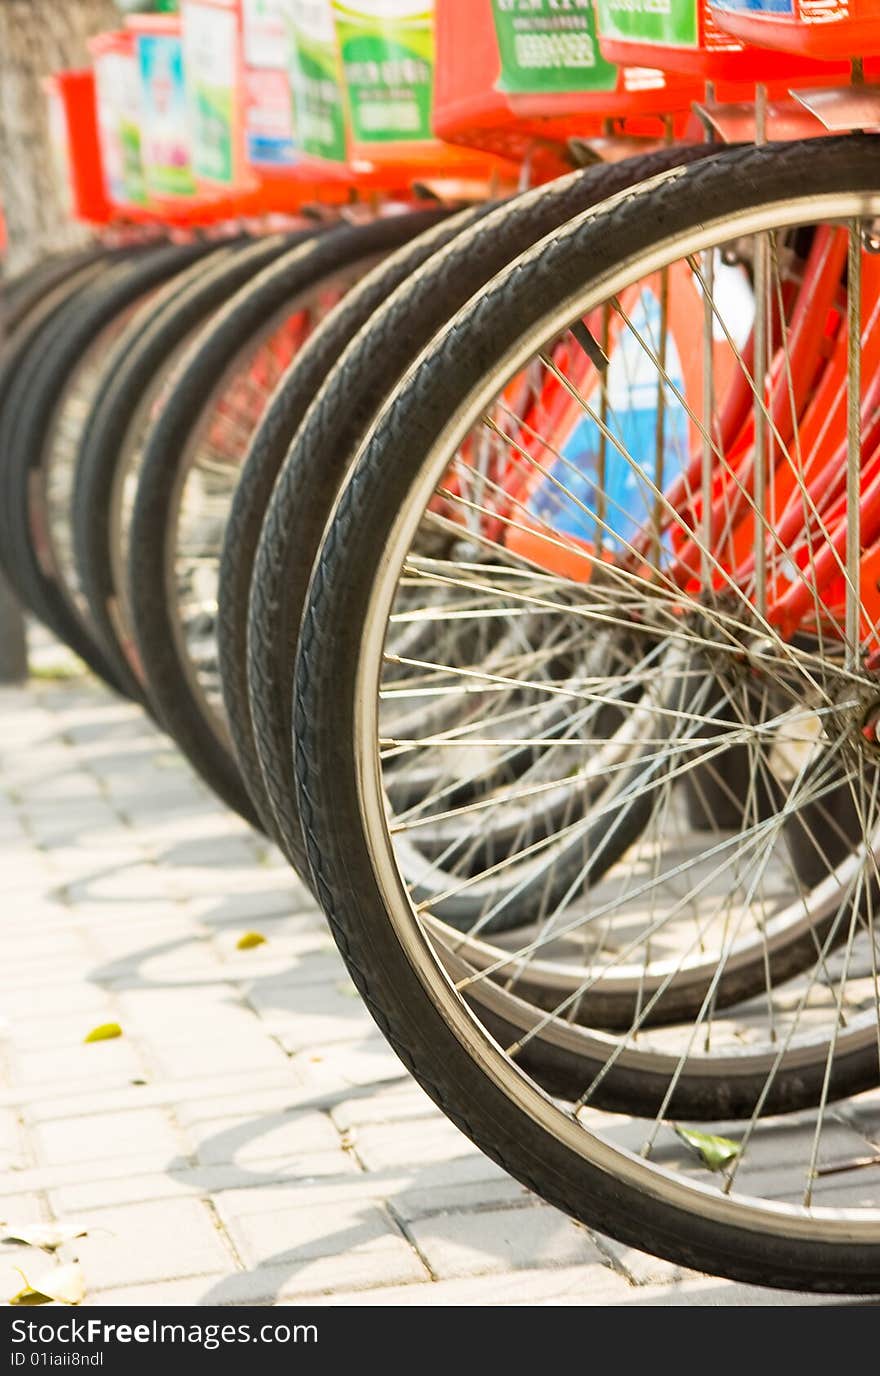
407;1205;607;1280
390;1172;531;1223
184;1109;344;1168
220;1196;409;1273
33;1108;183;1168
0;1192;50;1229
302;1263;636;1306
295;1035;405;1092
86;1275;228;1306
330;1082;438;1132
71;1199;235;1288
200;1241;427;1304
351;1115;483;1173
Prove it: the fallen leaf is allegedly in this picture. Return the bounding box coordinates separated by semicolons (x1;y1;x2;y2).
3;1223;87;1252
9;1263;85;1307
236;932;267;950
674;1125;742;1171
83;1023;122;1044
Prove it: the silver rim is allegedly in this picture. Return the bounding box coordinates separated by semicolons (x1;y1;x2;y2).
351;190;880;1245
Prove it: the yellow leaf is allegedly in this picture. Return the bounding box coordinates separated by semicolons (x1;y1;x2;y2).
236;932;267;950
83;1023;122;1044
10;1263;85;1307
3;1223;86;1252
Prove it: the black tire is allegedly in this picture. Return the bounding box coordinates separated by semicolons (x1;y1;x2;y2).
128;218;419;825
292;138;880;1290
219;206;480;843
0;251;122;588
1;243;111;337
2;241;212;694
72;235;290;707
246;144;716;883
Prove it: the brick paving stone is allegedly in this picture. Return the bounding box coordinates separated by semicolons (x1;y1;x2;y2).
301;1263;636;1307
295;1035;407;1093
351;1115;486;1173
11;1039;150;1091
330;1081;444;1132
70;1199;236;1289
208;1242;429;1304
406;1204;608;1280
390;1172;532;1224
219;1196;413;1273
86;1276;229;1306
186;1113;355;1173
0;1192;50;1227
33;1107;185;1168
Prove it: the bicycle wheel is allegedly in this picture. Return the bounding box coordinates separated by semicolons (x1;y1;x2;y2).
245;146;717;881
222;205;484;845
293;137;880;1290
0;250;118;589
72;235;291;707
1;243;110;337
128;216;435;825
2;242;210;693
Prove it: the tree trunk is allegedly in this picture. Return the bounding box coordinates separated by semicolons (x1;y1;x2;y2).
0;0;120;275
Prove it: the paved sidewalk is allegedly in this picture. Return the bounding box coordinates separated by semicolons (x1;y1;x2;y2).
0;656;862;1306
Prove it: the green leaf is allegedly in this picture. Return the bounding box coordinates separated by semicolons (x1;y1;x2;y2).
674;1125;742;1171
83;1023;122;1044
236;932;267;950
9;1263;85;1306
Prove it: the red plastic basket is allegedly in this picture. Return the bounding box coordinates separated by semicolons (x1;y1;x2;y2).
433;0;702;170
710;0;880;63
44;70;113;225
595;0;852;80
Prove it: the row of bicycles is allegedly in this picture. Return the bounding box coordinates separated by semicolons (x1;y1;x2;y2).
4;0;880;1293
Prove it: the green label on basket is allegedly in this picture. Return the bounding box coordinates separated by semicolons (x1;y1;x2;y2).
287;0;349;162
333;1;434;146
94;50;148;205
137;32;197;196
120;116;148;204
184;2;240;184
491;0;618;94
594;0;699;50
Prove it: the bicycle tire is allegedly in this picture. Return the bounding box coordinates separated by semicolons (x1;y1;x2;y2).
72;235;291;707
293;137;880;1290
246;144;717;883
2;241;211;693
